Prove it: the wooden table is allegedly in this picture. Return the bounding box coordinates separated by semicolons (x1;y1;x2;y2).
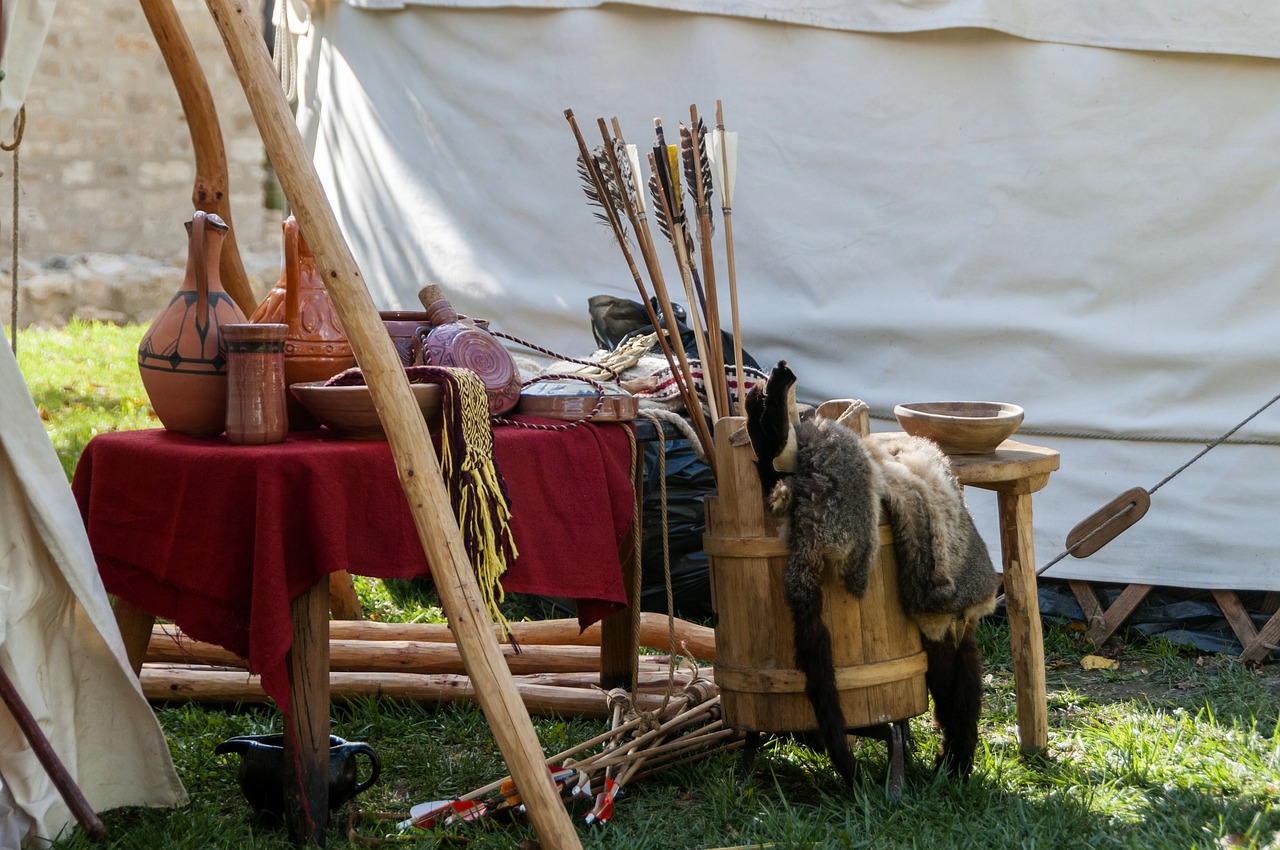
944;438;1061;753
74;424;639;844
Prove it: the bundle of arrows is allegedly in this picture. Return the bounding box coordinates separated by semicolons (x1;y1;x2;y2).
565;103;748;484
384;672;741;835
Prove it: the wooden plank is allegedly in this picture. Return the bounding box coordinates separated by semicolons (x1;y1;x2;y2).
199;4;584;846
1070;582;1153;646
1240;609;1280;664
1068;580;1107;637
1213;589;1280;663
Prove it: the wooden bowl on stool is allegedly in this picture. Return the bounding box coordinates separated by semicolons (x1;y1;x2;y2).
893;401;1024;455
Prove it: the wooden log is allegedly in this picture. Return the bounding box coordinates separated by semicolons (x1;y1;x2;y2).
139;667;673;719
140;0;256;316
149;635;653;675
201;3;583;846
149;612;717;660
143;664;697;693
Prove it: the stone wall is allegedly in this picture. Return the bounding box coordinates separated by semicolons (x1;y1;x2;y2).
2;0;281;329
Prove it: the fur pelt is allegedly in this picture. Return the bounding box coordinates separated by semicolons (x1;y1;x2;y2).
744;362;998;781
865;432;999;642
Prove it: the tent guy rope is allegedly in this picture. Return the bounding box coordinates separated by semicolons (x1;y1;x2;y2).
1032;388;1280;582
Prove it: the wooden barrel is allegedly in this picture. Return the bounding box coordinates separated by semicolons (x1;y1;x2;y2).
705;416;928;733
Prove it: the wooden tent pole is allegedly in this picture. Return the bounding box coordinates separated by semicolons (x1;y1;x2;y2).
200;2;584;847
140;0;256;316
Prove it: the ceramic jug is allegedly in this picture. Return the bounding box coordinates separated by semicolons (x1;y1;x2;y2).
417;284;522;415
214;733;381;820
138;211;248;436
250;217;356;428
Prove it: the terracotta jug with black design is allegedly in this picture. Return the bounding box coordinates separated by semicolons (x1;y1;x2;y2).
138;211;248;436
250;216;356;428
417;284;522;415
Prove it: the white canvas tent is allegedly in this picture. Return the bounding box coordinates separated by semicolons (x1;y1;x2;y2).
292;0;1280;598
0;3;187;846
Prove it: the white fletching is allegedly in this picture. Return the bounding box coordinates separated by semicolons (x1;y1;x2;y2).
712;129;739;208
625;143;646;215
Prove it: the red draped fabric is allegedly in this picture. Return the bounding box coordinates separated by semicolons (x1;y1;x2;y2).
72;420;635;712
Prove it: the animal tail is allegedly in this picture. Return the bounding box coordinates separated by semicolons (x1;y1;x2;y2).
924;620;985;778
785;559;859;785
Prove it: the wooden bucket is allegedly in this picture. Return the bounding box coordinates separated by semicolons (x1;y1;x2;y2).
705;416;928;733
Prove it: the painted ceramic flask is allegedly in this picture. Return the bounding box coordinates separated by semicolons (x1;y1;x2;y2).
417;284;522;415
138;211;247;436
250;216;356;428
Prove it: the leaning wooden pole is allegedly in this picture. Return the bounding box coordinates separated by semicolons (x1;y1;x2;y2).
140;0;256;316
200;3;584;848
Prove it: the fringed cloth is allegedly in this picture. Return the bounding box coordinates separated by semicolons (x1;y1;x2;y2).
326;365;518;634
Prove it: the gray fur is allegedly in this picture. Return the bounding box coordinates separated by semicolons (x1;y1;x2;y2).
770;417;884;598
865;433;998;640
746;362;998;781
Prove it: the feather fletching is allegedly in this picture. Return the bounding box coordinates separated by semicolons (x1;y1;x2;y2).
579;146;628;239
680;120;715;234
648;170;673;242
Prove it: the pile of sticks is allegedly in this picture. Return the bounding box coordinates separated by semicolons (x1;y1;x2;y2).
566;102;747;483
138;614;717;720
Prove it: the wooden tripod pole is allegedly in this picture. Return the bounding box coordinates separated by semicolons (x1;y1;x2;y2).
200;3;583;847
139;0;256;317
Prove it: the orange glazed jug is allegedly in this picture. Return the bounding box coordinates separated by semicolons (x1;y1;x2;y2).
250;216;356;428
138;211;247;436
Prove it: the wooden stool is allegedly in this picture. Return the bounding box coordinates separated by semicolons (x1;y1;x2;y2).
946;438;1060;753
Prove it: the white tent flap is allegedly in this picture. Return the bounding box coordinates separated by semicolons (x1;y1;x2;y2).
1;341;187;844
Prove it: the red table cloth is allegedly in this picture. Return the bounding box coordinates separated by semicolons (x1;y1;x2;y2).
72;420;635;712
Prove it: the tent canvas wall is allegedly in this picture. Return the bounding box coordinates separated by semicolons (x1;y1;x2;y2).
1;1;186;844
293;0;1280;597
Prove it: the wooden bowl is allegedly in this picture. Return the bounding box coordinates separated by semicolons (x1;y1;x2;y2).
893;401;1024;455
289;381;442;441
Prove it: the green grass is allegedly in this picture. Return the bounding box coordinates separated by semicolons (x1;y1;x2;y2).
16;321;1280;850
12;320;159;479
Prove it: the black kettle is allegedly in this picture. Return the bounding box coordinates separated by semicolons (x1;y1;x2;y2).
215;733;381;819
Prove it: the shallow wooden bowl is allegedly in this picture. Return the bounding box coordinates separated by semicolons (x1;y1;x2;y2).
893;401;1024;455
289;381;442;441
